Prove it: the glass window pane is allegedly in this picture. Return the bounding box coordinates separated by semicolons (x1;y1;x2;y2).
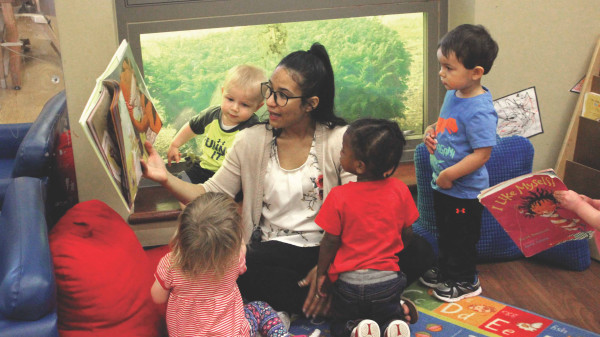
140;13;424;156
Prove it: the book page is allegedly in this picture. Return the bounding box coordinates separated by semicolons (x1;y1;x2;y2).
85;86;122;185
79;40;163;212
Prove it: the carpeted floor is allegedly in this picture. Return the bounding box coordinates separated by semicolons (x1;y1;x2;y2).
288;282;600;337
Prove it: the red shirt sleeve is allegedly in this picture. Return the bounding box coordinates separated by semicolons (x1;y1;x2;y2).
315;187;342;235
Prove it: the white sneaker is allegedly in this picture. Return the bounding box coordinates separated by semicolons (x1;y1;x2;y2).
352;319;380;337
384;320;410;337
308;329;321;337
277;311;291;330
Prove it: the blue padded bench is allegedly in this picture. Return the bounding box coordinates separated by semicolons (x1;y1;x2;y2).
0;177;58;337
0;123;32;205
412;135;591;271
0;91;68;211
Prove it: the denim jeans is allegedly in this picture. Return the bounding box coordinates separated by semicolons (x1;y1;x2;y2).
329;270;407;337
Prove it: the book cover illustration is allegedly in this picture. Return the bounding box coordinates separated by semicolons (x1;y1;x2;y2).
478;169;594;257
79;40;162;211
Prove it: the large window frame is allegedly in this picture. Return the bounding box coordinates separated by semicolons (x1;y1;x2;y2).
114;0;447;162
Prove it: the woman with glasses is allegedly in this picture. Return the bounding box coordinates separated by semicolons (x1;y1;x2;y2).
141;43;420;322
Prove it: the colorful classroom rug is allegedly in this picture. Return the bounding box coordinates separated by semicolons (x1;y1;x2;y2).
288;282;599;337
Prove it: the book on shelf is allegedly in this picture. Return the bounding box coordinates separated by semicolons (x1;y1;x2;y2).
79;40;162;212
478;169;594;257
582;91;600;121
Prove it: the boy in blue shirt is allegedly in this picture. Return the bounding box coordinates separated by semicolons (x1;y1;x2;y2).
419;24;499;303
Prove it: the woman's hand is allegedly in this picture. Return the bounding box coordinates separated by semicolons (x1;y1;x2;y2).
141;141;169;184
299;266;331;319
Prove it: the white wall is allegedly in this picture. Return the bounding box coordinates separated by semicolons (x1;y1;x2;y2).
450;0;600;171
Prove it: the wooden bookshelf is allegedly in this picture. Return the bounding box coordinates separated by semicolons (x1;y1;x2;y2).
555;37;600;178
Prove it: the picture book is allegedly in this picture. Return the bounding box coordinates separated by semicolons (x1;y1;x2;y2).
79;40;162;211
478;169;594;257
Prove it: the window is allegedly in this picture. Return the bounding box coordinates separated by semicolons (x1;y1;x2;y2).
115;0;447;161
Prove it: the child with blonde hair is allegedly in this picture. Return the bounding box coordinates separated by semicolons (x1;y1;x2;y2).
168;64;266;183
151;192;314;336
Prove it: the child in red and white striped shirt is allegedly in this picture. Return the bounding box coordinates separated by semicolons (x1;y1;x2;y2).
151;192;313;337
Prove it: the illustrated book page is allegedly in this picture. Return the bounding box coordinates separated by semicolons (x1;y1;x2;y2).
79;39;162;211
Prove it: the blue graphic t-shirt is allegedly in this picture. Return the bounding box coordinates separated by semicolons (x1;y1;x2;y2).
430;88;498;199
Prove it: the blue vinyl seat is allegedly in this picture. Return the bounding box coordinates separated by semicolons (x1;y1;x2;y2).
0;177;58;337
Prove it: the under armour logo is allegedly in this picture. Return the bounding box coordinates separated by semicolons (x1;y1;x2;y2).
456;208;466;214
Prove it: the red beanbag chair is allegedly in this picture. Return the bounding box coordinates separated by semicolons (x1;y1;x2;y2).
49;200;164;337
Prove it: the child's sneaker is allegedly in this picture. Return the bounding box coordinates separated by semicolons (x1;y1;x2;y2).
352;319;380;337
384;320;411;337
433;276;482;303
419;267;442;288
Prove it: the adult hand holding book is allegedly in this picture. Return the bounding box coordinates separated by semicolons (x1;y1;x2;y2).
478;169;594;257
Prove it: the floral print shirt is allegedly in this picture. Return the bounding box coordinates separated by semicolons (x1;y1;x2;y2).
259;135;325;247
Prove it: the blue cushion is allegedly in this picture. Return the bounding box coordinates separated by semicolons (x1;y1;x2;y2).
11;92;67;178
0;177;56;321
412;135;591;271
0;123;31;160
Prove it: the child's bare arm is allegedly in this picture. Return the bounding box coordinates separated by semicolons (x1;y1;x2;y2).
555;190;600;230
151;279;169;304
436;146;492;189
239;241;248;275
317;232;341;297
401;226;414;247
167;124;197;165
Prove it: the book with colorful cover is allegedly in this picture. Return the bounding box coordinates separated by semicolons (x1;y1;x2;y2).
79;40;162;211
478;169;594;257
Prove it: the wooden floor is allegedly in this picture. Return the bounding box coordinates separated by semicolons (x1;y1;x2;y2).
0;12;63;124
478;257;600;334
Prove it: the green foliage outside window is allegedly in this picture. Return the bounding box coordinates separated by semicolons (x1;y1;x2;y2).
141;14;423;156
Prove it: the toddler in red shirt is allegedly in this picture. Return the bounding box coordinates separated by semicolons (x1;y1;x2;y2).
315;118;417;337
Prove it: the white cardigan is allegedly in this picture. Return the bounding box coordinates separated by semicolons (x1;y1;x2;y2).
202;123;356;242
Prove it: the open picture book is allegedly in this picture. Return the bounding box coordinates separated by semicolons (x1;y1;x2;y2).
478;169;594;257
79;40;162;211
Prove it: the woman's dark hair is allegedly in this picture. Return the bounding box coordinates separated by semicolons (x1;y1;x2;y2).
346;118;406;179
277;42;346;128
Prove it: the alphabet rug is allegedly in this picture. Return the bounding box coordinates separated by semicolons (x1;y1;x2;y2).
289;282;599;337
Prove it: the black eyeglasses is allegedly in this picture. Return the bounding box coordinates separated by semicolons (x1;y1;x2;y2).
261;82;305;107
